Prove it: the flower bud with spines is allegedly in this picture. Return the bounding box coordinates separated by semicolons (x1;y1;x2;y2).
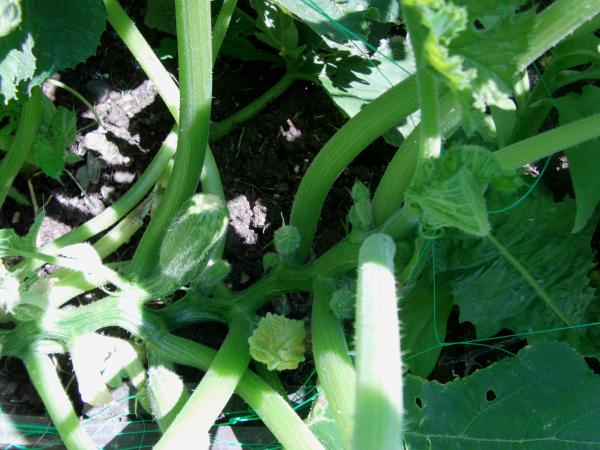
274;225;301;265
330;285;356;320
192;259;231;292
159;194;229;286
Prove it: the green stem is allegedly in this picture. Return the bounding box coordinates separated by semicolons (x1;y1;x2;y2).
290;75;419;261
353;234;402;450
0;86;43;209
372;94;461;226
212;0;238;63
496;113;600;170
518;0;600;69
12;297;323;450
46;79;102;127
23;351;96;450
160;212;418;328
210;71;297;141
156;335;324;450
12;129;177;278
154;315;253;449
103;0;180;120
487;234;571;326
254;362;287;397
131;0;213;278
43;198;151;309
312;278;356;448
403;2;441;166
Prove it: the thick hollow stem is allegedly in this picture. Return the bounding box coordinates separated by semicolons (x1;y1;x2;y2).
496;113;600;170
0;86;43;209
518;0;600;70
155;315;253;449
131;0;213;277
23;352;96;450
103;0;180;120
156;335;324;450
312;278;356;448
353;234;403;450
372;94;461;225
290;76;419;261
403;1;442;177
212;0;238;63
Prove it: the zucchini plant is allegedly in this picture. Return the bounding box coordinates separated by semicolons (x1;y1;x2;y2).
2;0;600;449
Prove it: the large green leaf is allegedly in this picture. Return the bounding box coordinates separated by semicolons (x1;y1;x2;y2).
554;86;600;232
144;0;176;35
404;342;600;449
0;0;21;37
0;0;106;102
272;0;400;47
317;37;417;140
409;0;535;133
449;190;597;355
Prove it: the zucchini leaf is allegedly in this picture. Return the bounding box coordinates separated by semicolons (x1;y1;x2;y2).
0;0;106;103
0;210;43;257
408;0;535;133
404;146;518;236
447;190;598;356
33;106;77;180
404;342;600;449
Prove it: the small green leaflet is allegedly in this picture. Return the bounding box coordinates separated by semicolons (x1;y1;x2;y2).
0;0;106;103
250;0;304;65
404;146;518;236
220;8;281;64
33;106;77;180
554;86;600;232
404;342;600;449
0;210;43;258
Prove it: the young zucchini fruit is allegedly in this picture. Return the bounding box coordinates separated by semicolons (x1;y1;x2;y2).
159;193;229;286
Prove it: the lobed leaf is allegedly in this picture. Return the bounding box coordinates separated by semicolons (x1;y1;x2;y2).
0;0;106;102
410;0;536;133
448;189;598;355
404;146;518;236
404;342;600;449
